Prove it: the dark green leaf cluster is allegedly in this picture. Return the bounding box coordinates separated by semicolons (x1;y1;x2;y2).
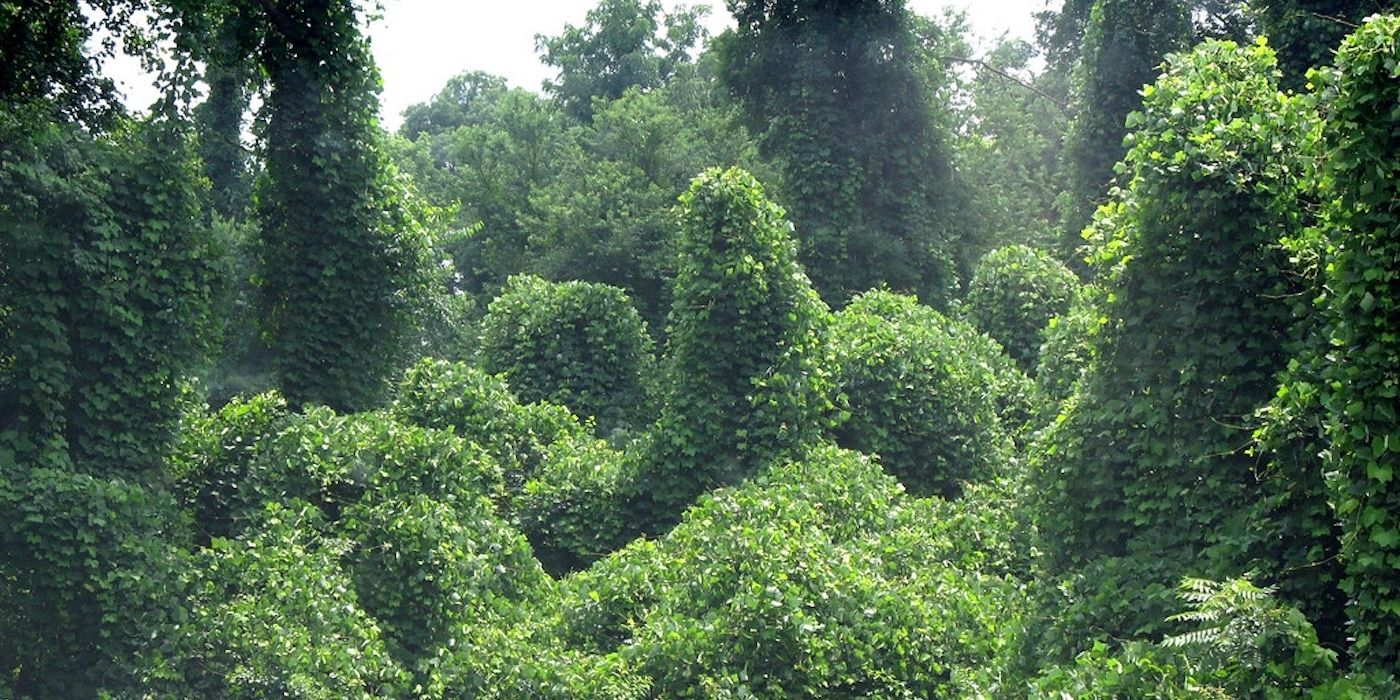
829;290;1014;497
0;462;191;697
1311;14;1400;670
1032;37;1313;640
636;167;833;528
1253;1;1399;89
967;244;1082;373
0;0;142;125
479;275;655;436
0;113;218;474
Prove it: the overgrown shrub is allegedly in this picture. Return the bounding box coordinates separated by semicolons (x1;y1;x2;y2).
966;244;1080;373
168;501;409;698
341;493;549;681
479;275;654;435
829;290;1010;496
557;445;1025;697
1030;39;1313;640
248;407;505;524
392;358;588;490
427;624;653;699
516;434;641;575
636;167;832;529
0;464;190;697
170;391;292;542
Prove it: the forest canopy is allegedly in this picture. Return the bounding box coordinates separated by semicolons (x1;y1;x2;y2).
1;0;1399;697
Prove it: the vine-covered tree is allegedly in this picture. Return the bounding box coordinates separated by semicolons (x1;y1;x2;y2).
1032;39;1312;646
967;244;1081;373
1311;14;1400;669
829;291;1011;497
1060;0;1190;257
717;0;966;306
633;167;832;530
1;5;216;694
254;0;433;411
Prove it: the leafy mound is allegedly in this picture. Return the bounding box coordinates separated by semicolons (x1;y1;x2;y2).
829;290;1014;496
966;244;1080;373
479;275;655;435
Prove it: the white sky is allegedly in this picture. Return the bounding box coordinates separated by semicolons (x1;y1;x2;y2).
106;0;1051;130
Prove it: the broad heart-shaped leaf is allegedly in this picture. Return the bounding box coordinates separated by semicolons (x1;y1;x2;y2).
1029;37;1319;646
1315;14;1400;671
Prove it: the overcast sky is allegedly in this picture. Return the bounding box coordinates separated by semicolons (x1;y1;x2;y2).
106;0;1052;130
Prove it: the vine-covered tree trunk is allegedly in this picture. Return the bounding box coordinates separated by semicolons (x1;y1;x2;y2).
1060;0;1190;260
718;0;965;306
255;0;430;411
1316;14;1400;670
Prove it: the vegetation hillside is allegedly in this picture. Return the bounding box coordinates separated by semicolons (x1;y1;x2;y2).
2;1;1398;697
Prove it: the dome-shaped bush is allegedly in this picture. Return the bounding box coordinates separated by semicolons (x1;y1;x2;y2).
966;244;1079;373
479;275;654;435
829;290;1009;497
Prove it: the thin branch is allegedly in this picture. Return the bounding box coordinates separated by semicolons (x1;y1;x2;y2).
937;55;1071;117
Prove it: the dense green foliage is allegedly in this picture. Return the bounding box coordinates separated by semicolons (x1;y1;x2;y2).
1312;14;1400;669
0;465;189;696
829;290;1011;497
967;244;1082;372
391;358;587;490
717;0;967;306
0;0;138;124
479;275;655;435
559;446;1028;697
164;502;409;697
1254;0;1400;88
0;113;217;473
633;167;832;530
1032;38;1313;644
955;39;1068;252
7;1;1400;696
393;61;761;325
